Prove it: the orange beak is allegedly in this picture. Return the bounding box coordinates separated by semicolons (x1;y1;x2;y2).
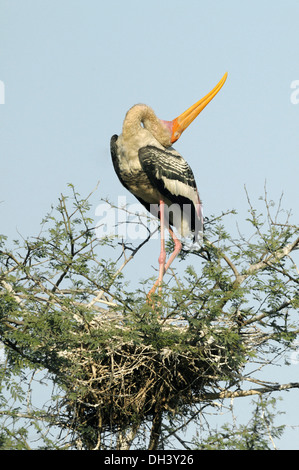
162;72;228;144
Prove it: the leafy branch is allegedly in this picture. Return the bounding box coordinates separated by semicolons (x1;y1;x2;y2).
0;184;298;450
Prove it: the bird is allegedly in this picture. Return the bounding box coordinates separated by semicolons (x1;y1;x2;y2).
111;73;228;296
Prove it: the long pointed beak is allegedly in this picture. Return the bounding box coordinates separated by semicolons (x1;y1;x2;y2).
162;72;228;144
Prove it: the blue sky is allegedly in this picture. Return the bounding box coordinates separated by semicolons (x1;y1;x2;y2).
1;0;299;449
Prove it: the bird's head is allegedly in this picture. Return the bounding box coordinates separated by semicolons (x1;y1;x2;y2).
122;73;227;148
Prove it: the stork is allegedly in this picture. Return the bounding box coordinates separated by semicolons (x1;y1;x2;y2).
111;73;227;296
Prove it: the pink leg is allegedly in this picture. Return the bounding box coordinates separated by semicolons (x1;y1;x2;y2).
148;202;182;298
157;200;166;291
148;200;166;297
164;227;182;273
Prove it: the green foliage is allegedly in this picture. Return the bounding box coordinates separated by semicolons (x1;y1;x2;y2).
194;396;285;450
0;185;298;449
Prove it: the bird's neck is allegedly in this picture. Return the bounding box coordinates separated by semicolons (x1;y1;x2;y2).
122;104;172;148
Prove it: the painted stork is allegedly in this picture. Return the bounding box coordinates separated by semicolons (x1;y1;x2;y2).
111;73;227;295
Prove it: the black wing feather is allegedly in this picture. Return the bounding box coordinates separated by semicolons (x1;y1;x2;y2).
139;145;202;233
138;145;198;207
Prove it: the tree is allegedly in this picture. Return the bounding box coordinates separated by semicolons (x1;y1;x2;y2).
0;184;298;450
193;395;286;450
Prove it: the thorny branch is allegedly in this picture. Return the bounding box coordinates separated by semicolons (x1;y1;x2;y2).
0;185;298;449
197;382;299;401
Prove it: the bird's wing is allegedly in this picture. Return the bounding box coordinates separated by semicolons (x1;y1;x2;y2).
138;145;203;232
139;146;199;206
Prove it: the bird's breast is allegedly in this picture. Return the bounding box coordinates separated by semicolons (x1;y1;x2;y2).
120;167;163;204
116;137;165;204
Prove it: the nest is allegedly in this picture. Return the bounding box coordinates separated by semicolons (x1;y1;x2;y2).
62;310;261;438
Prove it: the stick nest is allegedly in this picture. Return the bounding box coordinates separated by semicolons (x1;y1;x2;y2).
62;310;264;435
